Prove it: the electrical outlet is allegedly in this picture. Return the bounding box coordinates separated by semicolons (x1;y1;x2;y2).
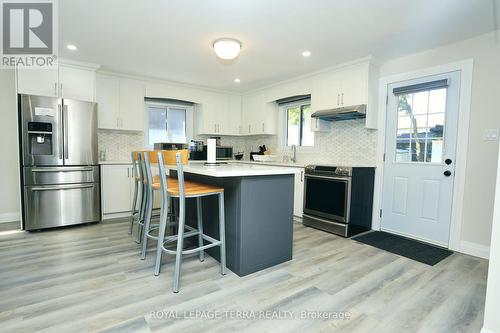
483;129;499;142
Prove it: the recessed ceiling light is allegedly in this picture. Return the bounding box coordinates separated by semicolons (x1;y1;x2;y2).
302;50;311;57
213;38;241;60
234;78;241;83
67;44;77;51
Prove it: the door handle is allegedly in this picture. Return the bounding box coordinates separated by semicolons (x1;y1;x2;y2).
63;104;69;159
31;167;94;172
444;170;452;177
31;184;94;191
58;104;63;160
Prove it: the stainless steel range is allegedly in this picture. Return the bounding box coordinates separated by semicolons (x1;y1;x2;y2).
302;165;375;237
19;94;100;230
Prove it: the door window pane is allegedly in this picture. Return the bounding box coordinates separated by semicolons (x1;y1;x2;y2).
395;88;448;163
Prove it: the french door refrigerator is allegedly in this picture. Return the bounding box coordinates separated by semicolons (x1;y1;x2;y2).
19;94;100;230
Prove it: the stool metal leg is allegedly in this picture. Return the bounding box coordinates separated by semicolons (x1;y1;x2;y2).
173;196;185;293
129;180;138;235
219;192;226;275
196;197;205;262
154;195;169;276
140;188;153;259
135;182;147;244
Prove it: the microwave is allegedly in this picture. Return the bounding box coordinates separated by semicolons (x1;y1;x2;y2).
190;146;233;160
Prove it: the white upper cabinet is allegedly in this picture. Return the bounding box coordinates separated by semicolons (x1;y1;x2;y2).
96;74;145;131
96;75;120;129
17;62;97;102
196;92;241;136
119;79;145;131
59;65;96;102
241;92;277;135
17;67;59;97
311;60;378;129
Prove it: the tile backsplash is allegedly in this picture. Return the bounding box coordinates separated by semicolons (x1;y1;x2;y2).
202;119;377;166
98;130;145;161
99;119;377;166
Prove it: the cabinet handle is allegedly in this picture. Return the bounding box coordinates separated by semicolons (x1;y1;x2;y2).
60;83;63;97
301;171;303;182
248;125;251;133
337;94;340;106
262;122;265;132
127;168;129;178
54;82;57;96
341;93;344;105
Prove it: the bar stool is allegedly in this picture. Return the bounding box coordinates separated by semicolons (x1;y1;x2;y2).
155;152;226;293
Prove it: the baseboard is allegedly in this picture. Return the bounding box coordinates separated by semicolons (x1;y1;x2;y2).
0;212;20;223
481;327;495;333
459;240;490;259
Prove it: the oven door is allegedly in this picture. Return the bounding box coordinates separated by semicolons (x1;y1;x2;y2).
303;174;351;223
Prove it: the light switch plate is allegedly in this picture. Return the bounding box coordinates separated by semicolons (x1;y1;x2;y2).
483;129;499;142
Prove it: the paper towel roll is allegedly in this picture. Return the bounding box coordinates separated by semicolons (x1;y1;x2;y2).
207;138;216;163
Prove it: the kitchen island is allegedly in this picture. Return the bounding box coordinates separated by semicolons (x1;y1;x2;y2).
167;162;296;276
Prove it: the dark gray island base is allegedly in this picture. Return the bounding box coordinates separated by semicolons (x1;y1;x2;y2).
183;173;294;276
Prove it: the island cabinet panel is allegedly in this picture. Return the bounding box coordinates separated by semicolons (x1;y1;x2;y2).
183;174;294;276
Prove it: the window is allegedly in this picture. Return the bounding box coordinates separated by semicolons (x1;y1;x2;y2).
284;101;314;146
395;87;447;163
146;102;188;146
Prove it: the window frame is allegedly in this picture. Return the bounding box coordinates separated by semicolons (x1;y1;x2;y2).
281;99;315;148
144;100;194;148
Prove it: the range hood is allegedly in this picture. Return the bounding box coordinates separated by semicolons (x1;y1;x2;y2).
311;104;366;121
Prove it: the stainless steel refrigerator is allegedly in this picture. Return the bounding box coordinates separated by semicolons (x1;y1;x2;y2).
19;94;100;230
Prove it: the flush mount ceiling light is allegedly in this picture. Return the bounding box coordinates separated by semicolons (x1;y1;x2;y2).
234;78;241;83
213;38;241;60
67;44;77;51
302;50;311;57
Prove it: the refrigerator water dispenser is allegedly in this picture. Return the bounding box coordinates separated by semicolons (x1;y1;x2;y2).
27;122;53;156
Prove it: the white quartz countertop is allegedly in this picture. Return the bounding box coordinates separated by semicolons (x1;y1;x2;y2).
167;161;297;177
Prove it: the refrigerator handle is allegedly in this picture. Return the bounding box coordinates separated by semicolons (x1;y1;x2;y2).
58;104;63;160
63;104;69;159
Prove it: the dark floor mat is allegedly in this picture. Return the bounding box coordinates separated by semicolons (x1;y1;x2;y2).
352;231;453;265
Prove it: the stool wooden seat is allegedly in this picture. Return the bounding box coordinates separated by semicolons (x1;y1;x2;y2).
151;178;224;196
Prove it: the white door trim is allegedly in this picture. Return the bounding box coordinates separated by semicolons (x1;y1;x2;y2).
372;59;474;253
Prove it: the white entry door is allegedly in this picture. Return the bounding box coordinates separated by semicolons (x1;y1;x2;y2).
381;71;461;247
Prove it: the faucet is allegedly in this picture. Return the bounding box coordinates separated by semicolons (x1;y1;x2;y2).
291;144;297;163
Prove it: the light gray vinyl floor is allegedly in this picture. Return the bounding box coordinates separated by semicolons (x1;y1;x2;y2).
0;219;488;333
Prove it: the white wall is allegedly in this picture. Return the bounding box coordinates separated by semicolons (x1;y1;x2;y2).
483;146;500;333
0;70;20;222
379;30;500;250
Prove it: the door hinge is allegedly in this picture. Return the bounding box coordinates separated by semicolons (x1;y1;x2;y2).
379;209;383;218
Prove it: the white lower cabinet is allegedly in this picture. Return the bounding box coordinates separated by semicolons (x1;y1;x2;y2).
294;168;305;217
101;164;134;218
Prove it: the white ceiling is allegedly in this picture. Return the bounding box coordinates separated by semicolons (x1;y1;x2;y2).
59;0;499;92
